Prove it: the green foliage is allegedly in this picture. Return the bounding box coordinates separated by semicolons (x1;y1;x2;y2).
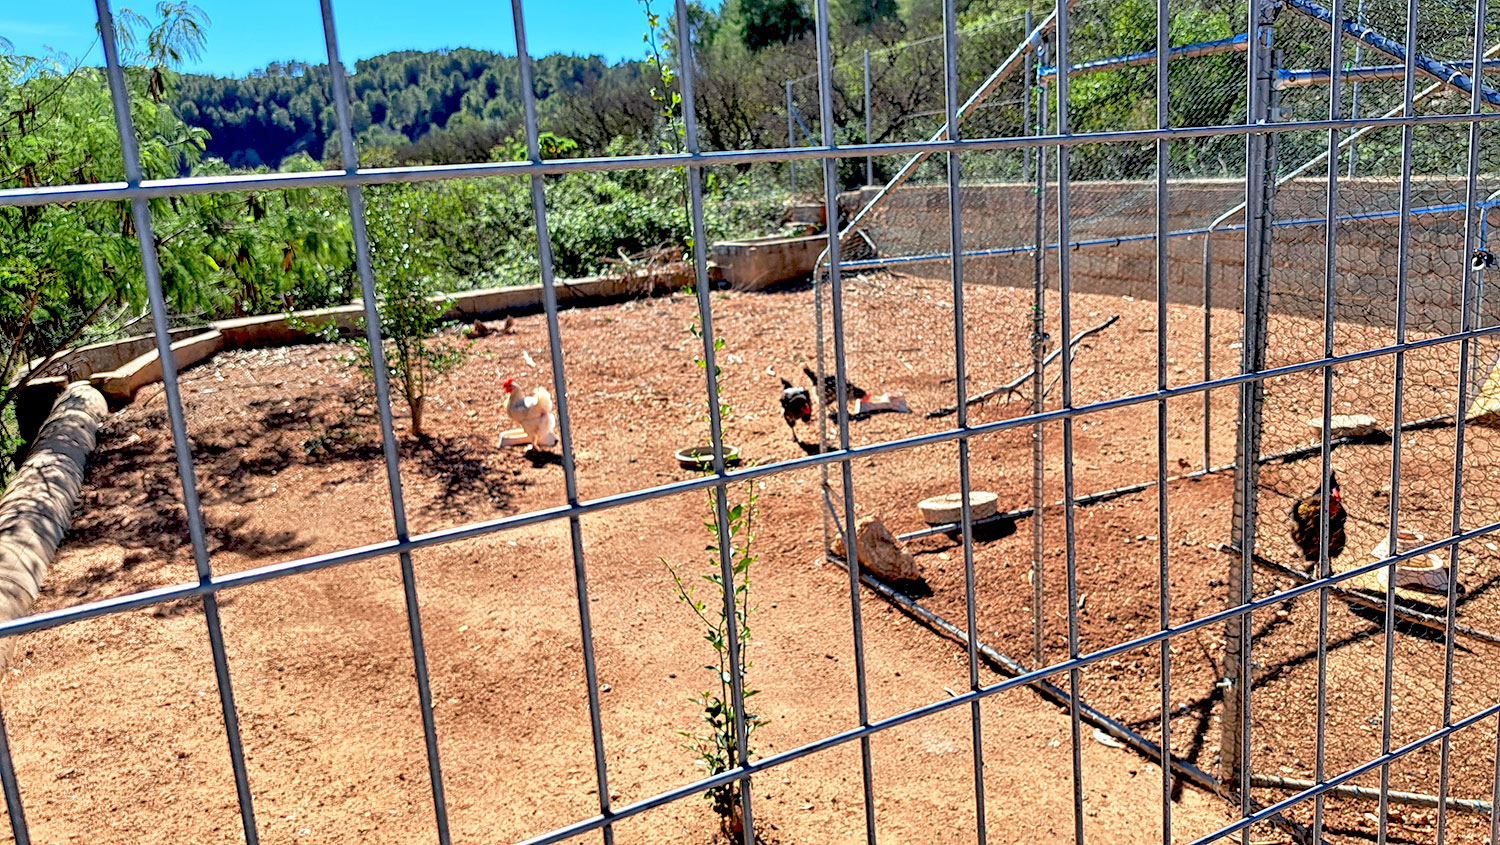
300;184;472;437
640;0;686;155
664;266;763;831
494;130;579;163
0;4;363;467
664;480;764;830
730;0;815;51
174;49;654;167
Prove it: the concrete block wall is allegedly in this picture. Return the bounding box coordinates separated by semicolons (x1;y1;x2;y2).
842;177;1482;332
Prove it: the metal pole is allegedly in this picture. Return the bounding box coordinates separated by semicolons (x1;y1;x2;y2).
811;0;877;839
1224;0;1277;815
1022;10;1034;185
1281;0;1500;107
1472;195;1498;397
1031;36;1049;671
1346;0;1367;178
1312;0;1345;835
510;3;615;842
675;3;757;838
864;49;874;187
1052;0;1087;840
1251;775;1495;815
1041;34;1250;80
95;4;260;844
787;81;797;195
940;0;986;835
1152;0;1172;834
318;2;454;841
1379;0;1421;837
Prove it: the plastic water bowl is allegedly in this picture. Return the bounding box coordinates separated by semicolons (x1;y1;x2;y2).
675;445;741;470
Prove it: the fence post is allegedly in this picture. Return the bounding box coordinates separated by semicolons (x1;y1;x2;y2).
787;81;797;195
864;49;873;186
1030;30;1049;670
1346;0;1367;178
1022;11;1033;185
1224;0;1279;800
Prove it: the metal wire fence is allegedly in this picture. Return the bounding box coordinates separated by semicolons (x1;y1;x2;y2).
5;0;1500;843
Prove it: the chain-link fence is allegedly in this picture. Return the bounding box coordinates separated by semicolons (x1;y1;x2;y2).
825;0;1500;841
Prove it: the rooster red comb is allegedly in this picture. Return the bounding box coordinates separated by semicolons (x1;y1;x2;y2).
501;377;515;391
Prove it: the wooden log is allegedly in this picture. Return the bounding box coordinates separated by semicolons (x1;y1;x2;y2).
0;383;108;669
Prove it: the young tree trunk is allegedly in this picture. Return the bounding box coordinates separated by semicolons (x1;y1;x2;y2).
409;394;424;437
722;794;744;837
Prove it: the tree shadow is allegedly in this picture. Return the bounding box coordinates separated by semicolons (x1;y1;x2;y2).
794;439;826;456
405;434;524;516
66;390;378;565
63;380;540;596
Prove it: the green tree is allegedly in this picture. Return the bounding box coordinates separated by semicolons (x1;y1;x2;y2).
730;0;815;51
0;4;355;461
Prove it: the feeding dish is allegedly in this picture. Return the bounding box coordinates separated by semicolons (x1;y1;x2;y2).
500;428;532;447
675;444;742;470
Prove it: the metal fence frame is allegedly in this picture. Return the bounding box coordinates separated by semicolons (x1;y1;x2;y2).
2;0;1500;844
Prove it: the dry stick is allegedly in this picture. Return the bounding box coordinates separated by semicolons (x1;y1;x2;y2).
925;314;1119;419
1217;544;1500;648
1040;314;1117;402
816;489;1322;845
1251;774;1493;815
0;284;49;391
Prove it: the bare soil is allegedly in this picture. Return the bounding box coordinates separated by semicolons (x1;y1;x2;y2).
5;270;1497;843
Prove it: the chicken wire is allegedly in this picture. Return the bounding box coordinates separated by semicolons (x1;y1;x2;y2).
824;0;1500;841
4;0;1500;844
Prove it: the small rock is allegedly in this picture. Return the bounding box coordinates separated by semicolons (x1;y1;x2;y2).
830;515;919;581
1306;413;1378;438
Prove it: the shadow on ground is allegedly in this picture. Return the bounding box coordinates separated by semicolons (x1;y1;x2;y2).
61;386;532;596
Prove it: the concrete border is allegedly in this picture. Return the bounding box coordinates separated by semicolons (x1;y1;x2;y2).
711;234;826;291
9;271;709;441
0;383;108;669
90;329;225;405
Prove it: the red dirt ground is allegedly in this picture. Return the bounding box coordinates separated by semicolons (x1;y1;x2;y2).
3;270;1495;843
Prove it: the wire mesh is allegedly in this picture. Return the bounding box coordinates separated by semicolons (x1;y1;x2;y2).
5;0;1500;843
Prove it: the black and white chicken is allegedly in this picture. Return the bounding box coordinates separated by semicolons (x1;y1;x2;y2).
803;364;867;408
779;378;813;441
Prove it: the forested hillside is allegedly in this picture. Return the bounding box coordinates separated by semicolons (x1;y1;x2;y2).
166;0;1051;169
173;50;656;167
166;0;1248;177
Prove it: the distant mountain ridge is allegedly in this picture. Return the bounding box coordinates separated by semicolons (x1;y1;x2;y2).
172;47;652;167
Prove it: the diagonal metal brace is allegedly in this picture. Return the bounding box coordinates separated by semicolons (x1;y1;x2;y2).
1282;0;1500;107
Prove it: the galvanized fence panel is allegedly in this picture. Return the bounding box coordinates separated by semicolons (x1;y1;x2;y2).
4;0;1500;843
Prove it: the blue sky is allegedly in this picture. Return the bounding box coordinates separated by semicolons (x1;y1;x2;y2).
3;1;703;76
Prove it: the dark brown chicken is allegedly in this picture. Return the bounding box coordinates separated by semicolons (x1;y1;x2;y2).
779;378;812;440
1290;472;1347;563
803;364;867;407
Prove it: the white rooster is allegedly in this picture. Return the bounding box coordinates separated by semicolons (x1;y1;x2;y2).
501;377;558;449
